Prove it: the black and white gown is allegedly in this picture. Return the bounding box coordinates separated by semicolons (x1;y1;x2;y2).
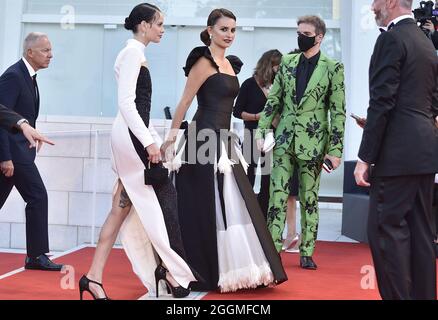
170;47;288;292
110;39;196;296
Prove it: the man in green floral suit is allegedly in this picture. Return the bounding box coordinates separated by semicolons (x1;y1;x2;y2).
256;15;346;270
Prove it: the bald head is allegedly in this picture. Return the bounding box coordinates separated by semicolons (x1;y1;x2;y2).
22;32;53;71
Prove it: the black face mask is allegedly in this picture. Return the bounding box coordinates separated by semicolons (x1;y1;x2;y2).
298;33;316;52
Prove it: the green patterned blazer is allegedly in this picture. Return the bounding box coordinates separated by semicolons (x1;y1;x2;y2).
256;53;346;161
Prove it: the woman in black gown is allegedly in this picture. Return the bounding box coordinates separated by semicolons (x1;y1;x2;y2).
161;8;287;292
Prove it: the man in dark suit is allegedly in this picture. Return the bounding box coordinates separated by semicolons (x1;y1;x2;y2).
0;33;62;271
0;104;54;148
355;0;438;300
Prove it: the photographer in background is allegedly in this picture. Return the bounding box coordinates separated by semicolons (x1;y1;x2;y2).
421;1;438;258
424;20;438;49
415;0;438;48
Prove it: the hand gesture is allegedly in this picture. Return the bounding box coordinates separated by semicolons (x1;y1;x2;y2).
355;117;367;129
354;161;370;187
146;143;161;164
324;155;341;170
20;122;55;152
0;160;14;178
160;140;176;162
256;139;265;152
424;20;435;33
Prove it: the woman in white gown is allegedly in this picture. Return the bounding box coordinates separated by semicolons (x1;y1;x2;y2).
78;3;196;300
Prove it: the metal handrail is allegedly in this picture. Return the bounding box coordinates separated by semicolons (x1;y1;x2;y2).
39;128;112;246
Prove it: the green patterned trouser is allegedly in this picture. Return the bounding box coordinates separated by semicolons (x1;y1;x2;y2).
267;146;323;257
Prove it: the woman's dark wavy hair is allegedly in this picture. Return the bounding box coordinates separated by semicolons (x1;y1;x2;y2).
253;49;283;88
200;8;236;46
124;3;161;33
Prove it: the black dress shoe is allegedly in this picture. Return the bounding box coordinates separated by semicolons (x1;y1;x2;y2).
25;254;63;271
300;256;317;270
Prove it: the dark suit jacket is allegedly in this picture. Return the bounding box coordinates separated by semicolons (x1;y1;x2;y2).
0;60;40;164
359;18;438;177
0;104;22;132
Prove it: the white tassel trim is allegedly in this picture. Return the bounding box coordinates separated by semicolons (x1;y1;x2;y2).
165;138;248;175
217;141;237;174
218;262;274;293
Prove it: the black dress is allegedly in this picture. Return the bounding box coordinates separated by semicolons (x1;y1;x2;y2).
233;77;299;219
128;66;187;260
175;47;287;292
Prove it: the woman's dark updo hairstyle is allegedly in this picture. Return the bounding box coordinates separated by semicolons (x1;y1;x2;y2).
200;8;236;46
124;3;161;33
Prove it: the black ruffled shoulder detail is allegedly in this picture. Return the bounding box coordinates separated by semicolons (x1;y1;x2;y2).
183;46;219;77
226;55;243;75
183;46;244;77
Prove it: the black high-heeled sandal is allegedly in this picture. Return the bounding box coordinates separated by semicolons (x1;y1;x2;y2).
79;275;111;300
154;265;190;298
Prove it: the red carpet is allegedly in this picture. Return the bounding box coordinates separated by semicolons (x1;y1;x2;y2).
0;253;25;275
204;241;381;300
1;242;430;300
0;248;145;300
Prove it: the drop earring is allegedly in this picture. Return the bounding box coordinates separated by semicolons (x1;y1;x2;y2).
209;34;212;40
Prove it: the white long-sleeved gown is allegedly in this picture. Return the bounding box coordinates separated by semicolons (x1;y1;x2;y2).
110;39;196;296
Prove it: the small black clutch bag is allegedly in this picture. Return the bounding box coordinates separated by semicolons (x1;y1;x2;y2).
144;161;169;186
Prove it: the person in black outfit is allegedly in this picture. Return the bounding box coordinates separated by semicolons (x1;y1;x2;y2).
233;50;301;252
425;3;438;253
355;0;438;300
434;178;438;256
0;32;63;271
422;0;438;49
424;20;438;49
233;49;283;214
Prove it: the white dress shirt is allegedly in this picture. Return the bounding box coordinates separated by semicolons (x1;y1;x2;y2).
22;57;36;78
